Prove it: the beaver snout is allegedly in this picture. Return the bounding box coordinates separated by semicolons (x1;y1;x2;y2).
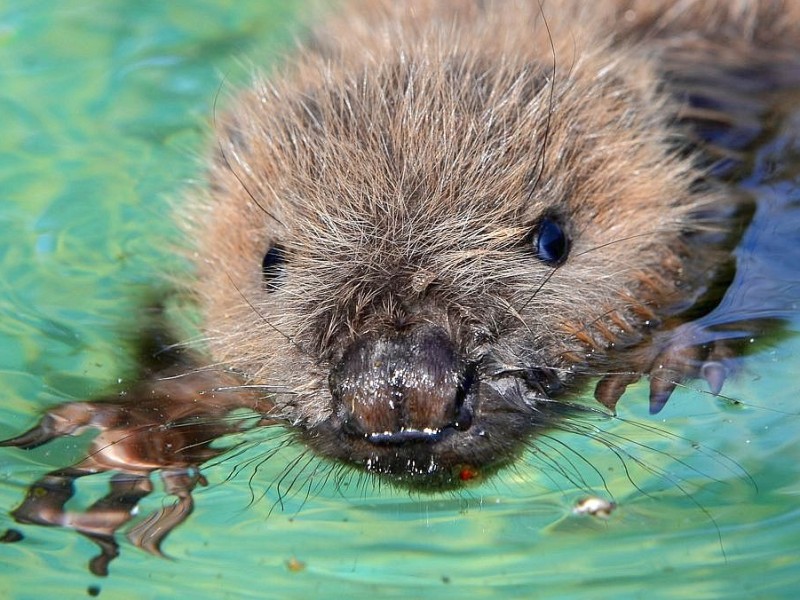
329;326;476;445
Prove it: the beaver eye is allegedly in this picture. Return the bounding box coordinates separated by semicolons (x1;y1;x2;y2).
262;244;286;291
532;218;569;266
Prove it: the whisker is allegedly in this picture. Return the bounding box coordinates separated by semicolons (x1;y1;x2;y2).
528;0;557;195
608;415;756;490
225;273;302;351
531;433;614;497
267;450;314;515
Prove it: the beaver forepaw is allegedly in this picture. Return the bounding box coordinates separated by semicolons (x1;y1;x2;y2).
592;323;741;415
646;325;739;414
1;371;267;575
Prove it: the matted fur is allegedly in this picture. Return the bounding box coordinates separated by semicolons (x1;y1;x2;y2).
4;0;800;571
166;0;799;485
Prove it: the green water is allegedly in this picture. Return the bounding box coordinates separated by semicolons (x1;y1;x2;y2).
1;2;799;598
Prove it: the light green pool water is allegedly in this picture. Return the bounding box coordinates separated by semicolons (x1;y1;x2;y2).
1;2;799;598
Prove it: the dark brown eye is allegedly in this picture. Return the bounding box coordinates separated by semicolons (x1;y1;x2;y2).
532;218;569;266
262;245;286;291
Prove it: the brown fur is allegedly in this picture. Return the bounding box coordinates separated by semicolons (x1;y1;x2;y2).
179;0;798;486
197;4;690;411
4;0;800;573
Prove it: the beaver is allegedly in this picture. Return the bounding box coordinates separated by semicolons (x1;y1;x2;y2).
3;0;799;576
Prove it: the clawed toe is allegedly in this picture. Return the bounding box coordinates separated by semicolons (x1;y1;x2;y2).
645;324;741;413
593;322;745;415
0;402;101;449
700;360;728;395
126;469;204;557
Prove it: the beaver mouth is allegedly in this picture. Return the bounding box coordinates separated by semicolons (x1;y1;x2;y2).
304;325;560;490
307;375;554;491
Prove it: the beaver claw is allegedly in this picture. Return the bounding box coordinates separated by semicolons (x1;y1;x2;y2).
1;370;266;576
8;468;195;576
593;322;742;415
0;403;105;450
126;469;205;558
646;324;740;414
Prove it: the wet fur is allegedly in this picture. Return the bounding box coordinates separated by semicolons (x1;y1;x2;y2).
3;0;800;575
188;0;797;485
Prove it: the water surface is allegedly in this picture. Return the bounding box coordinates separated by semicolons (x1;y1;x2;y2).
1;2;799;599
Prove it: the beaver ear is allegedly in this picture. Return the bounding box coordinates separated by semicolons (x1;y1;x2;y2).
262;244;287;291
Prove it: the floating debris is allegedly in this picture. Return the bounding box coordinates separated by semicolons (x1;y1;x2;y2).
573;497;616;518
286;557;306;572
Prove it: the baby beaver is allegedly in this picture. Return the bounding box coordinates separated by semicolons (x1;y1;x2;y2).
3;0;800;576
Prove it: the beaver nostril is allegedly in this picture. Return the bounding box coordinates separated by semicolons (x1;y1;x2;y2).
452;402;474;432
452;361;478;431
329;326;478;443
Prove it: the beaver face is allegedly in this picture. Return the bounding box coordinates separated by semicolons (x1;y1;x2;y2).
192;41;717;489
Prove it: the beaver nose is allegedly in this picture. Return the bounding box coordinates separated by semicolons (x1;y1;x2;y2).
329;326;475;444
